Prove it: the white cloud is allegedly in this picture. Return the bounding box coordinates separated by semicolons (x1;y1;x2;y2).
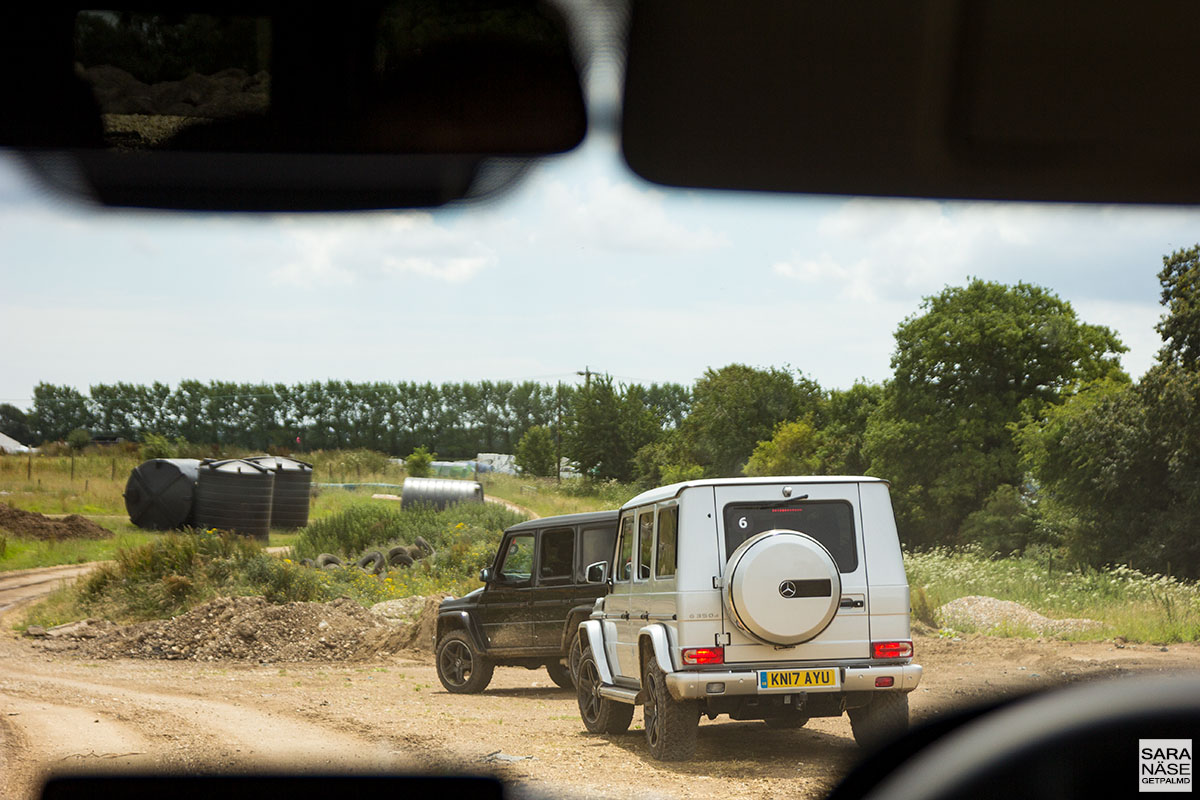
270;211;496;288
536;176;728;252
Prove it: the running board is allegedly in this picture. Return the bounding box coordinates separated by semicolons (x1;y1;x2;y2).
598;685;641;705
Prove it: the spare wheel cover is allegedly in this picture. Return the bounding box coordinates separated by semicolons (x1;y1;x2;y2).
723;529;842;646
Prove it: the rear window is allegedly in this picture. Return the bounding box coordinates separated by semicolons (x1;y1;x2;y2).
722;501;858;573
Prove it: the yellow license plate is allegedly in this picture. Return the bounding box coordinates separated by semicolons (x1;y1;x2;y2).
758;668;840;691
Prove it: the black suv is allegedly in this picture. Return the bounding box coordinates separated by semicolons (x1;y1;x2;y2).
435;510;619;693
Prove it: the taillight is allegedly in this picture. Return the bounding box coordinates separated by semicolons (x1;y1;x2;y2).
681;646;725;665
872;640;913;659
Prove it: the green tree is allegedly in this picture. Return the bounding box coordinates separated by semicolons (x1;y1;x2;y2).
30;383;95;443
866;279;1126;548
744;418;821;476
405;445;436;477
565;375;661;482
1156;244;1200;370
515;425;558;477
684;364;822;477
0;403;33;445
813;382;883;474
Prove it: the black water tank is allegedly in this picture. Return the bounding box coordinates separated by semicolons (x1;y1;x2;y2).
401;477;484;510
246;455;313;529
194;458;275;540
124;458;201;530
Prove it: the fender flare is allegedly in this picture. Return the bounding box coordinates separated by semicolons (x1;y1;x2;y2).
560;605;594;652
638;624;675;674
580;619;615;686
437;611;487;653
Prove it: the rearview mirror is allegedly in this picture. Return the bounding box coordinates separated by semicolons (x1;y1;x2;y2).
3;1;586;209
479;567;492;584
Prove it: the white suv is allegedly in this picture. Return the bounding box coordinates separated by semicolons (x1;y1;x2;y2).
573;476;922;760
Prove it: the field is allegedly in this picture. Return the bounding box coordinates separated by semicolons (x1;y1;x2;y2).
3;451;1200;643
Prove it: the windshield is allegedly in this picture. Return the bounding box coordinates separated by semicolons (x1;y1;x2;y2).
2;7;1200;800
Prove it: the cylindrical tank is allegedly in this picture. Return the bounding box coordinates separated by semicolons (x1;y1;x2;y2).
124;458;201;530
401;477;484;510
194;458;275;540
246;455;313;529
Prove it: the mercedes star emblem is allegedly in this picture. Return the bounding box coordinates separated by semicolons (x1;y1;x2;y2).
779;581;797;598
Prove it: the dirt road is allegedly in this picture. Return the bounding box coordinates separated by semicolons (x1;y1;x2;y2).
3;619;1198;800
0;565;105;627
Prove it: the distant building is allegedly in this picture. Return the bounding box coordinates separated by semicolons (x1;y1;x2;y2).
0;432;31;453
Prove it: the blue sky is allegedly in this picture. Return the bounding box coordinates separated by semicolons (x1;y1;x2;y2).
2;131;1198;411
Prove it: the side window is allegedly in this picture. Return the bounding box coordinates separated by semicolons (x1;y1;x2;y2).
579;525;617;582
637;510;654;580
615;515;634;582
498;533;534;582
655;505;678;578
537;528;574;585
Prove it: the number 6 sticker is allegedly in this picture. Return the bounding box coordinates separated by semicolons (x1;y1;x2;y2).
738;517;748;529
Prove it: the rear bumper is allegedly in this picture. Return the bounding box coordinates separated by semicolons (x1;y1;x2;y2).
665;662;922;700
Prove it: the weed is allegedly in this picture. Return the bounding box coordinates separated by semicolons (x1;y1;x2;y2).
905;546;1200;642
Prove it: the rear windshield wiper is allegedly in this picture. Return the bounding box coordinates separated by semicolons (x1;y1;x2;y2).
769;493;809;507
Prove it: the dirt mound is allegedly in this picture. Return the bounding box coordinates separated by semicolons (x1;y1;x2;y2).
0;504;113;541
938;595;1103;636
41;594;449;663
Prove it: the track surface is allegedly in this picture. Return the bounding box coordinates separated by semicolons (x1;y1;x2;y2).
3;560;1199;800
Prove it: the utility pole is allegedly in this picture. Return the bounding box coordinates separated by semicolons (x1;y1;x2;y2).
576;366;592;389
554;382;563;484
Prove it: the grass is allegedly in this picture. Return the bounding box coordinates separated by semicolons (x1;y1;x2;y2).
481;474;635;517
0;451;137;516
9;450;1196;644
906;545;1200;643
0;525;158;571
19;499;528;629
293;500;527;597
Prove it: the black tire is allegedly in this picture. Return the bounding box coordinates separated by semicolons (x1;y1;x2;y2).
316;553;343;568
387;546;415;568
848;692;909;751
435;630;495;693
576;646;634;734
415;536;436;558
568;630;585;685
299;558;315;568
546;660;573;689
763;715;810;729
642;658;699;761
356;550;385;574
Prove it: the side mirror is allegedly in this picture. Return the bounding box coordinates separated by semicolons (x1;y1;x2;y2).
585;561;609;584
479;567;492;583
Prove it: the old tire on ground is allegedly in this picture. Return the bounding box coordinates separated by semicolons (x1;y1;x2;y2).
299;558;315;568
642;658;699;761
848;692;909;751
387;546;415;567
436;630;495;694
415;536;436;558
546;660;573;689
316;553;343;568
568;630;585;685
576;646;634;734
356;550;386;574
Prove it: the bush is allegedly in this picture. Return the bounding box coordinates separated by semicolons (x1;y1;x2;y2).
404;446;436;478
139;433;176;460
66;428;91;452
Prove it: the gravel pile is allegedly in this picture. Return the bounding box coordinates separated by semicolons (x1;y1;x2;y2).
35;595;446;662
0;504;113;540
938;595;1103;636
